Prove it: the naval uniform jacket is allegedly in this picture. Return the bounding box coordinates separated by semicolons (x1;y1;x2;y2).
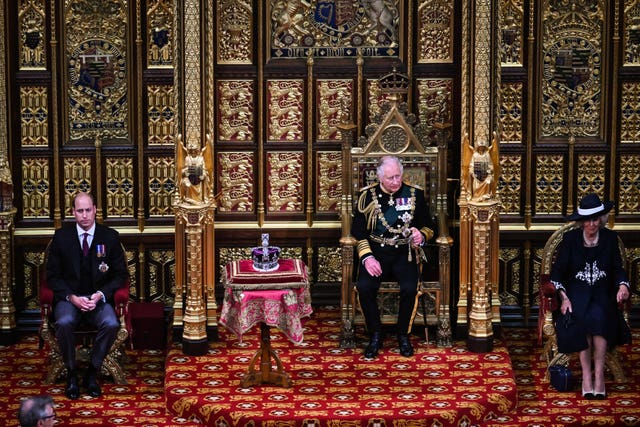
351;182;435;263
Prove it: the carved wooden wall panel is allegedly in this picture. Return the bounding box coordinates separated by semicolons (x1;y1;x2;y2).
5;0;640;333
497;0;640;327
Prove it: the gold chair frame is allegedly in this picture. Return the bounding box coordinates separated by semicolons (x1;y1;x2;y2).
539;222;628;382
40;242;130;384
338;75;453;348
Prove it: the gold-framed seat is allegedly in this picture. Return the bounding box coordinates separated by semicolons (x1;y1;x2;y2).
337;70;453;348
352;278;441;341
39;242;131;385
538;222;628;382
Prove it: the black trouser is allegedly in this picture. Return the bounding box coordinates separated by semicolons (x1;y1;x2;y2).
54;300;119;372
356;245;419;335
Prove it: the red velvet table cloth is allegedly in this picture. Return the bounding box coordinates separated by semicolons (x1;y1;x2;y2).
220;259;312;344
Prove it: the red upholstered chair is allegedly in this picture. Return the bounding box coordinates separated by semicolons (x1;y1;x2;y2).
39;243;131;385
538;222;628;383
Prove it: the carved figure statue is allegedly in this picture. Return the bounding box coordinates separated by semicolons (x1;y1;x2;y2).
176;133;214;205
462;132;499;202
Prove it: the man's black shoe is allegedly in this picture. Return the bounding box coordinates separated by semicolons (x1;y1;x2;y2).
398;334;414;357
65;372;80;400
363;332;383;358
84;366;102;398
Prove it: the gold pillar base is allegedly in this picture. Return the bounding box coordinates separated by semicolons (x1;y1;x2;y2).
466;201;499;352
467;334;494;353
182;338;209;356
174;202;215;356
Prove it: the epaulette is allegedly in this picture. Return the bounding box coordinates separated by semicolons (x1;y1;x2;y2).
405;180;424;191
358;182;378;192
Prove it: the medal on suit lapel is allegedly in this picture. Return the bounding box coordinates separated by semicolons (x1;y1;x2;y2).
96;244;109;272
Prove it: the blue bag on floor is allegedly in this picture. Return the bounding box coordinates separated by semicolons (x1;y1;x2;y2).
549;364;573;391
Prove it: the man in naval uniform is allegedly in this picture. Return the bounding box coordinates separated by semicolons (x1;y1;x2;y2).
351;155;435;358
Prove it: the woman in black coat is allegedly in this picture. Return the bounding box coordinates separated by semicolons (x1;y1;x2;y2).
551;194;631;400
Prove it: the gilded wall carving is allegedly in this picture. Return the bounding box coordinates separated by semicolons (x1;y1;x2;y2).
576;154;605;199
124;247;137;298
498;248;520;306
267;80;304;142
6;0;640;333
618;155;640;214
105;157;134;217
148;156;176;217
540;0;603;139
266;151;304;213
317;80;353;141
21;158;50;218
532;248;543;307
269;0;400;59
620;82;640;144
497;154;522;215
22;250;45;310
535;154;563;214
417;0;453;63
499;0;524;66
499;82;523;143
217;80;254;142
317;246;341;282
147;249;176;304
624;1;640;65
20;86;48;147
316;151;342;213
366;79;392;122
65;0;129;140
217;152;254;213
216;0;252;64
147;0;174;68
147;85;176;145
416;79;452;138
63;157;92;215
19;0;46;69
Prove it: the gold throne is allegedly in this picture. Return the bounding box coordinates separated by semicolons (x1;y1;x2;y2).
338;70;453;348
538;222;628;382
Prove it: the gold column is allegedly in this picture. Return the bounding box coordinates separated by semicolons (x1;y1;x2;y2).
172;132;217;355
467;201;498;352
172;0;217;355
458;0;500;351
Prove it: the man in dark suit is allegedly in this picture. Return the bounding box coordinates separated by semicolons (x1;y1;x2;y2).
351;156;435;359
46;192;127;399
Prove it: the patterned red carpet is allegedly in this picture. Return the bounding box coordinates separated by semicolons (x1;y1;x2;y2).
0;306;638;426
165;307;517;425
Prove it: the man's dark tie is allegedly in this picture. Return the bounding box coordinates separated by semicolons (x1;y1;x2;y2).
82;232;89;257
